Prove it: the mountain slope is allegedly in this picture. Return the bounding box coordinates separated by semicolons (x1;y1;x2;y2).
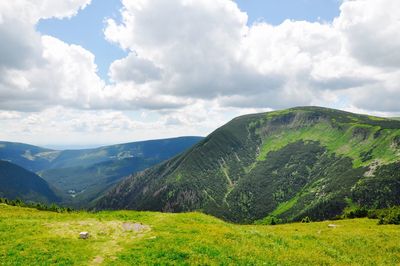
0;160;60;203
96;107;400;223
45;136;204;170
0;142;56;172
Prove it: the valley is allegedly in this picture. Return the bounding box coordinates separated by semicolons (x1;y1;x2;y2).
0;137;203;207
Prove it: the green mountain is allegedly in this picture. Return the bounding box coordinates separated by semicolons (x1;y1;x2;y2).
0;137;203;206
0;160;60;203
96;107;400;223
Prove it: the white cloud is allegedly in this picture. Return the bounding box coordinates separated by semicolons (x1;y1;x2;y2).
0;107;152;146
0;35;105;111
0;106;209;146
109;53;162;84
0;18;42;70
103;0;400;113
0;111;21;120
0;0;101;111
0;0;92;71
104;0;256;100
0;0;91;23
336;0;400;68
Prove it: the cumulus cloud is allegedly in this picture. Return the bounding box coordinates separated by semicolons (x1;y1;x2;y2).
102;0;400;112
0;18;42;70
109;53;162;84
336;0;400;69
0;35;105;111
0;0;91;71
105;0;253;99
0;0;91;23
0;0;101;111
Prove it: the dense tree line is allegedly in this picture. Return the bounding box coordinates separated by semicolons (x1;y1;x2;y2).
0;197;73;213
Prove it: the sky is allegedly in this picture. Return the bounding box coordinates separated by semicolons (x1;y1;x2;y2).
0;0;400;148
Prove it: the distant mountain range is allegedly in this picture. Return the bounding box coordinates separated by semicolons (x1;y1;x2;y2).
0;137;203;206
96;107;400;223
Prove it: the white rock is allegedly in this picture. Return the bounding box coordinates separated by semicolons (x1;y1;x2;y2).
328;224;337;228
79;232;89;239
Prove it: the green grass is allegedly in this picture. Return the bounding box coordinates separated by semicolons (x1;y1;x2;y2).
270;196;299;217
1;204;399;265
257;121;400;167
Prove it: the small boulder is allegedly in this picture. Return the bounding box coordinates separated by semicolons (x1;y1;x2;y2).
79;232;89;239
328;224;337;228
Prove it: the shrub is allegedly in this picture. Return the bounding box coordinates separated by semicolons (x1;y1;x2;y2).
254;215;283;225
377;207;400;225
342;206;369;219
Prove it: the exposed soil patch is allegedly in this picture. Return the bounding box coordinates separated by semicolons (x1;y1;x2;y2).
44;219;151;265
364;160;382;177
122;222;150;232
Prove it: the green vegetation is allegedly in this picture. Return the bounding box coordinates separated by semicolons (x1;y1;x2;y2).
1;204;399;265
0;197;72;213
0;161;60;204
40;157;160;207
368;207;400;225
96;107;400;224
377;208;400;225
257;121;399;167
270;196;299;217
342;205;400;225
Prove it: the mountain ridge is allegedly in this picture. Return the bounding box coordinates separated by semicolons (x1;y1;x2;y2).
0;136;204;171
96;106;400;223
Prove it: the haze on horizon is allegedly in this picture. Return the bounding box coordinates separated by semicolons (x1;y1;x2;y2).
0;0;399;147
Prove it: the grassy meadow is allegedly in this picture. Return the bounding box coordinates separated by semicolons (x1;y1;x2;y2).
0;204;399;265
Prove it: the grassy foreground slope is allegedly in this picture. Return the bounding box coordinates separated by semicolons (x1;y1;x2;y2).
1;204;399;265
